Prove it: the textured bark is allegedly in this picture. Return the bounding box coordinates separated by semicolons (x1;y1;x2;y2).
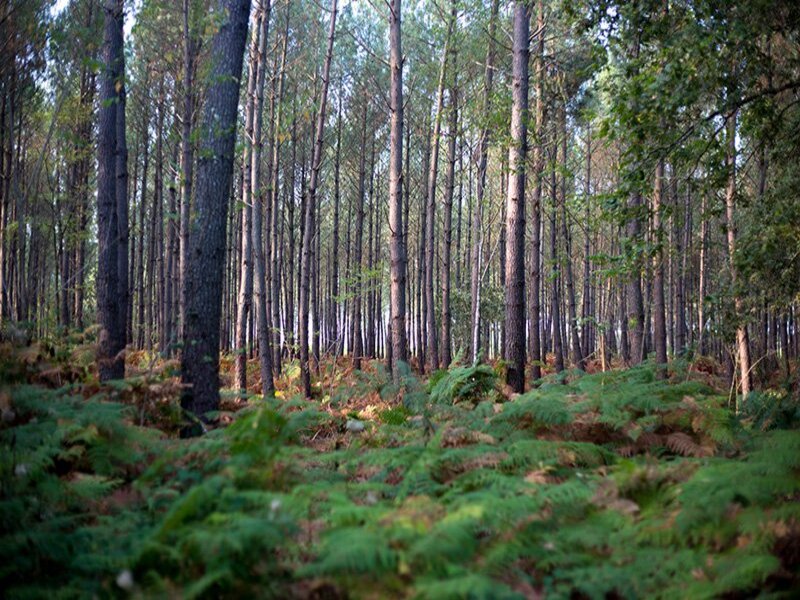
234;8;263;394
179;0;198;339
97;0;127;381
698;192;708;355
352;95;367;369
528;0;545;378
504;1;530;393
270;4;289;376
558;106;582;369
724;110;752;400
251;0;274;394
181;0;252;424
550;145;564;373
331;97;342;357
652;158;668;376
424;16;452;373
626;190;646;365
440;10;457;369
136;114;150;350
388;0;408;374
580;127;592;365
300;0;337;397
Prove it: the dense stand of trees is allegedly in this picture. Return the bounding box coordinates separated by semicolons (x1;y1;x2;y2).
2;0;800;421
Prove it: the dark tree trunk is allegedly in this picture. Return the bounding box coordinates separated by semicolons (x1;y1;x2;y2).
97;0;128;381
181;0;252;426
504;1;530;393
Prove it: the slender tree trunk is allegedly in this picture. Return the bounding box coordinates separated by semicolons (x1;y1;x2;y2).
251;0;274;394
136;117;150;350
652;158;668;375
558;104;582;368
388;0;408;374
626;189;646;365
352;95;367;369
270;5;289;374
300;0;337;397
698;191;708;355
581;127;592;363
440;11;457;368
724;110;752;400
331;96;342;357
504;1;530;392
234;9;262;394
424;16;453;372
528;0;545;378
181;0;252;426
550;145;564;373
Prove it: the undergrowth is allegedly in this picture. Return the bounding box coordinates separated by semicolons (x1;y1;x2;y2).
1;342;799;599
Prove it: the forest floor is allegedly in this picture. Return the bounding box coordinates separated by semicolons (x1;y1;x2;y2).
2;329;800;599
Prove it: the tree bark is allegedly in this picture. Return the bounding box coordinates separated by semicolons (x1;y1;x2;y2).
440;7;457;369
504;1;530;393
724;110;752;400
181;0;252;426
528;0;545;378
424;15;453;373
388;0;408;374
233;7;261;394
97;0;128;381
251;0;274;394
300;0;337;397
652;158;668;376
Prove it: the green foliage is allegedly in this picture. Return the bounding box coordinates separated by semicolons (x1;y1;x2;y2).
2;351;799;599
428;363;498;405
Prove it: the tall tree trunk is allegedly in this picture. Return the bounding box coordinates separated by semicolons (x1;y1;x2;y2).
550;145;564;373
252;0;274;394
440;8;457;369
331;96;342;357
352;95;367;369
136;115;150;350
504;1;530;393
724;109;752;400
626;190;646;365
388;0;408;375
181;0;252;427
300;0;337;397
558;104;582;368
580;126;592;364
698;191;708;355
234;9;262;394
270;4;289;375
180;0;197;340
424;15;453;372
528;0;545;378
652;158;668;375
97;0;128;381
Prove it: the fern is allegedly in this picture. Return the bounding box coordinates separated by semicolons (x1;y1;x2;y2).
428;363;498;405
